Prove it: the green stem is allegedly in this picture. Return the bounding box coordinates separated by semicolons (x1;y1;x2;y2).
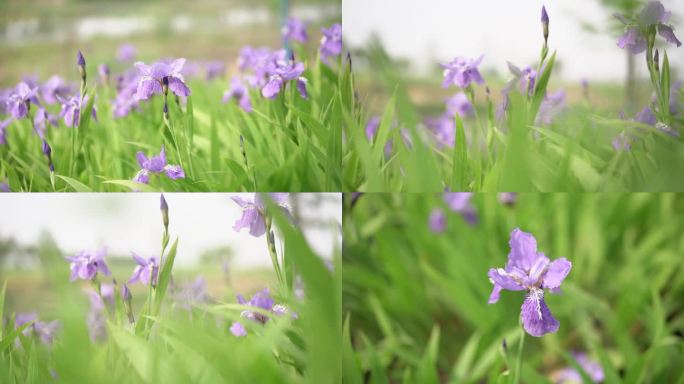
513;326;526;384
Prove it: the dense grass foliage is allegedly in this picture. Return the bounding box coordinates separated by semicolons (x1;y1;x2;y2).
0;195;342;383
343;193;684;383
1;44;346;192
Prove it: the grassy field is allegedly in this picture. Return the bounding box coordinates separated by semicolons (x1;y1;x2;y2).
342;193;684;383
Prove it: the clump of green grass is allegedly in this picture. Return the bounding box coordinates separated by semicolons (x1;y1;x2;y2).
343;193;684;383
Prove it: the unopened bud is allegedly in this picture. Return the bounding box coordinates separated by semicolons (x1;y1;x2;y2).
160;194;169;229
77;50;87;81
541;6;549;44
654;49;660;72
162;76;169;96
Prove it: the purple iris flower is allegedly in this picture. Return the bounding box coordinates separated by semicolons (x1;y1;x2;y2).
59;94;97;128
33;108;57;139
612;132;632;151
133;145;185;184
235;288;294;328
616;1;681;54
173;277;210;310
365;116;380;140
65;248;111;281
85;290;107;342
320;23;343;64
128;252;159;286
282;17;308;43
488;228;572;337
205;60;226;81
261;59;307;99
15;312;60;346
134;58;191;100
113;69;142;118
117;43;137;62
0;119;10;145
506;62;537;96
40;76;72;105
428;208;446;233
98;64;110;83
444;192;477;225
222;76;252;112
536;90;566;125
445;92;474;118
0;179;9;192
442;56;485;89
230;321;247;337
499;192;518;206
634;106;656;125
425;114;456;148
231;193;290;237
7;82;40;120
555;352;604;383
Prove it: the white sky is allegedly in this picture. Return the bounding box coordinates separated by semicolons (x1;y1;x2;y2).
343;0;684;81
0;193;341;269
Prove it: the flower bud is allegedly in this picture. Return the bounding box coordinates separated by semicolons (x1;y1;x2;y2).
541;6;549;44
98;64;110;84
77;50;87;81
162;76;169;96
160;194;169;229
654;48;660;71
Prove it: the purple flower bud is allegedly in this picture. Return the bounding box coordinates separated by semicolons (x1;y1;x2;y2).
77;50;86;67
160;194;169;229
230;321;247;337
654;49;660;71
428;208;446;233
541;6;549;42
121;284;132;301
42;140;51;156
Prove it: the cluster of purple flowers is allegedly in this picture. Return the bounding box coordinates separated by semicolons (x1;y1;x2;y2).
230;288;295;337
14;312;60;346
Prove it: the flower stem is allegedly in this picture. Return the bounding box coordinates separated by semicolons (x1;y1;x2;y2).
513;325;526;384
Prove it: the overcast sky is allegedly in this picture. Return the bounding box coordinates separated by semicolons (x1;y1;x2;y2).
0;193;340;270
343;0;684;81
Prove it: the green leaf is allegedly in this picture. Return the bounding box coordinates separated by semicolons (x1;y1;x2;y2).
154;238;179;314
56;175;93;192
451;113;468;190
102;180;159;192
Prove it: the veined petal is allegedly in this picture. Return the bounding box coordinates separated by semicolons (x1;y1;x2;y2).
168;76;191;97
488;268;525;291
521;288;559;337
507;228;538;271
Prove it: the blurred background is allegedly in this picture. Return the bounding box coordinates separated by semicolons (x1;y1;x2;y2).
0;0;340;84
344;0;683;115
0;193;341;312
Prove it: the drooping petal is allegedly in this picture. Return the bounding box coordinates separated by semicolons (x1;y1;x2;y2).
658;24;682;47
542;257;572;290
133;169;150;184
168;76;191;97
262;76;283;99
296;77;308;99
233;206;262;236
249;212;267;237
164;164;185;179
487;284;503;304
136;78;162;100
131;252;147;266
520;288;559;337
488;268;525;291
